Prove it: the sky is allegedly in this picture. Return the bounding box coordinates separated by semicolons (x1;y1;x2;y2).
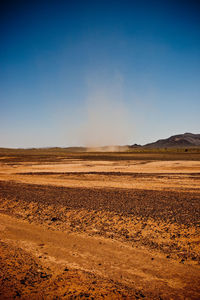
0;0;200;147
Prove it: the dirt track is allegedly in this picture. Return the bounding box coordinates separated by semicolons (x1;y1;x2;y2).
1;213;200;300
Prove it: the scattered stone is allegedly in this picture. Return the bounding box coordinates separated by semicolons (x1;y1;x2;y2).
140;292;145;298
15;290;21;298
20;279;26;285
40;272;49;278
192;256;197;261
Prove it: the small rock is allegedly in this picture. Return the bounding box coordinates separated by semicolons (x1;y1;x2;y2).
40;272;48;278
15;291;21;298
140;292;145;298
20;279;26;285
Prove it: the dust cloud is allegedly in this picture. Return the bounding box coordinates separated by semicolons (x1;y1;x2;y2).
79;83;132;150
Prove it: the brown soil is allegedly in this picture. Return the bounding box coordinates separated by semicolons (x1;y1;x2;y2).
0;238;138;299
0;152;200;299
0;214;200;299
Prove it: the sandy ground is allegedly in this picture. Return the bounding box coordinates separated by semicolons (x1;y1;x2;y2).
0;154;200;299
0;213;200;299
0;159;200;191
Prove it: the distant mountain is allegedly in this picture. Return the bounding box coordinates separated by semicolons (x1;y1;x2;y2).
143;133;200;148
129;143;142;148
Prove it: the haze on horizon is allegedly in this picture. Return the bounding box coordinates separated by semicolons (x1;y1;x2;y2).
0;0;200;148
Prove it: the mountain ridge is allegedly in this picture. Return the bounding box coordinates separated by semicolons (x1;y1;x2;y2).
141;133;200;148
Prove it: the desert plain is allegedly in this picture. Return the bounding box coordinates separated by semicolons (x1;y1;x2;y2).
0;149;200;299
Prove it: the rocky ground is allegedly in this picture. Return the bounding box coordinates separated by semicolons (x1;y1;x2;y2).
0;153;200;299
0;240;139;299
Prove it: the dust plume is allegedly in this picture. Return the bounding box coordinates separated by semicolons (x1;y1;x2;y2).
80;79;132;149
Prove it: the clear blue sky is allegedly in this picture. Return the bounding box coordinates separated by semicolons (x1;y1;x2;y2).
0;0;200;147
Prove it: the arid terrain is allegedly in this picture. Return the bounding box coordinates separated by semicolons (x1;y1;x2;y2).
0;149;200;299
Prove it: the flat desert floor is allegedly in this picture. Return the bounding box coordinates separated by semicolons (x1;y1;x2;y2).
0;151;200;299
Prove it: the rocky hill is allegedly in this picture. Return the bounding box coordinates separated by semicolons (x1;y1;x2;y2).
143;133;200;148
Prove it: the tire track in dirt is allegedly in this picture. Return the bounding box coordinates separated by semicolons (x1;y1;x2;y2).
0;214;200;299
